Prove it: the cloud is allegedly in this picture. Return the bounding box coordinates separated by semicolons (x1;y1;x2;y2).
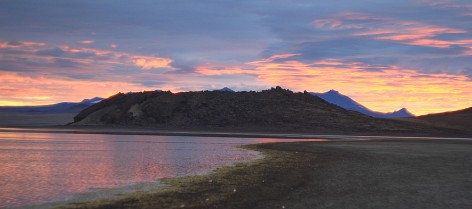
314;12;469;50
246;53;301;65
0;72;148;105
80;40;94;44
0;40;176;77
0;41;46;50
419;0;472;11
53;58;83;68
132;56;174;70
197;56;472;115
1;1;472;114
36;47;66;56
196;66;255;76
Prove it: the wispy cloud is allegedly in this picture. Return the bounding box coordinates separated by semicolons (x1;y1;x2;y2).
0;41;176;74
0;41;46;49
198;56;472;115
0;72;147;105
132;56;174;70
1;0;472;114
314;12;469;49
80;40;94;44
419;0;472;10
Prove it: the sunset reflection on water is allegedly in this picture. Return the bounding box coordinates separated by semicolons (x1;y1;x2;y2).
0;131;323;208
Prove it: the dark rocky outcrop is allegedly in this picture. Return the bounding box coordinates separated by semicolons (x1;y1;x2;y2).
73;87;464;135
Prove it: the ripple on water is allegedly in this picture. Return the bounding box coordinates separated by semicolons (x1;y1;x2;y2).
0;131;322;208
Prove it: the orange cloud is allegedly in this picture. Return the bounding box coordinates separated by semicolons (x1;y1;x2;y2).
0;41;46;48
132;56;174;70
198;57;472;115
0;72;149;106
373;26;466;48
80;40;94;44
404;39;453;48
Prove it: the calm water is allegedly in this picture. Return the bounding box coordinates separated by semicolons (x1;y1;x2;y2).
0;131;321;208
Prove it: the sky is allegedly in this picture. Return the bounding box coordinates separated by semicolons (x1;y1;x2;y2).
1;0;472;115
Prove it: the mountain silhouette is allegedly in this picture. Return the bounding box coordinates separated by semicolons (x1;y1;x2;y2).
0;97;104;113
214;87;235;92
72;87;456;135
310;90;414;118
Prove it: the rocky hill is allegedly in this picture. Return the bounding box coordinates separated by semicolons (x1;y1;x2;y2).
73;87;463;135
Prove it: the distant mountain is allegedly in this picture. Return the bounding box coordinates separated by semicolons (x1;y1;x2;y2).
409;107;472;131
310;90;414;118
79;97;103;104
0;97;103;113
214;87;235;92
73;87;454;135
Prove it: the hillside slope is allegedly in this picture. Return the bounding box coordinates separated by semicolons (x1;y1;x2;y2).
408;107;472;131
73;87;461;135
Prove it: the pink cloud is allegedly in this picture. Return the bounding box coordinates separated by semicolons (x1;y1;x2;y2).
132;56;174;70
246;53;300;66
0;41;46;49
314;12;472;50
198;56;472;115
80;40;94;44
0;40;176;72
0;72;148;106
419;0;472;10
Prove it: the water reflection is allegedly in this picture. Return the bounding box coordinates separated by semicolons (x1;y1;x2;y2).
0;131;323;208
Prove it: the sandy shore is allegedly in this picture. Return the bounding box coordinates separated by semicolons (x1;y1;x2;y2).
54;138;472;209
2;126;472;142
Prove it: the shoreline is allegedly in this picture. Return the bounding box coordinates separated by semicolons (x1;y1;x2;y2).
54;139;472;209
0;128;472;209
1;126;472;141
25;180;165;209
54;143;303;209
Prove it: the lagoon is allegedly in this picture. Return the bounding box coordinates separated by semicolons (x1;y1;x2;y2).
0;131;317;208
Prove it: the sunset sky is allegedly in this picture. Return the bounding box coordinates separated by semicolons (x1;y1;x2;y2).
1;0;472;115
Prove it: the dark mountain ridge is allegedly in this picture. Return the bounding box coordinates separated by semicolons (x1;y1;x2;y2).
311;90;414;118
215;87;235;92
407;107;472;131
0;97;103;127
73;87;460;135
0;97;103;113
